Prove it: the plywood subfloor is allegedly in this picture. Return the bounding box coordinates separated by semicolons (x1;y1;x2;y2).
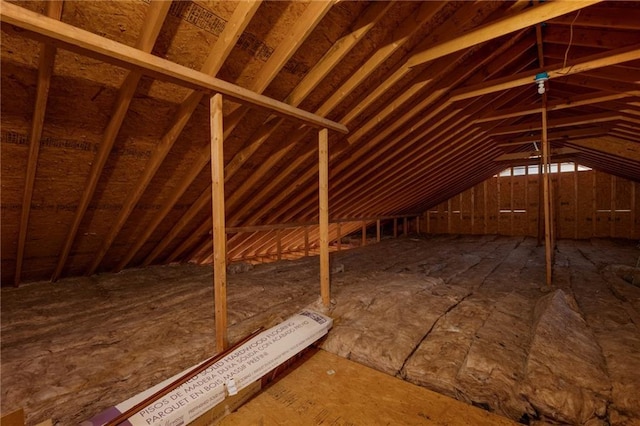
219;349;516;426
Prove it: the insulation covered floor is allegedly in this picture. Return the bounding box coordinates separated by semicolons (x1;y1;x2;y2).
2;235;640;425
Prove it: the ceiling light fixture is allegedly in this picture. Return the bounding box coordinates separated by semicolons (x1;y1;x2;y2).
534;72;549;95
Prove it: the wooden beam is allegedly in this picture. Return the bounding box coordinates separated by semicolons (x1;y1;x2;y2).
406;0;602;68
488;112;623;137
494;147;580;162
52;0;171;281
210;94;228;352
497;126;610;147
361;222;367;246
451;44;640;101
566;136;640;162
0;1;348;133
318;128;330;308
475;92;632;124
15;0;63;286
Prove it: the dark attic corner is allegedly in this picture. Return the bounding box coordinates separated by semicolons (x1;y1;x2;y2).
1;1;639;425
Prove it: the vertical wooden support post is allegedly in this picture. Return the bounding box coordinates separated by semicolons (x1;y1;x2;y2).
393;218;398;238
210;94;228;352
276;229;282;261
336;222;341;251
483;180;488;234
541;94;552;287
304;226;310;257
610;176;616;237
318;128;330;308
574;163;579;239
376;219;381;242
592;171;597;237
361;221;367;246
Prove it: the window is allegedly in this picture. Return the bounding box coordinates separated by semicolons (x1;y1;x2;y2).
495;162;591;177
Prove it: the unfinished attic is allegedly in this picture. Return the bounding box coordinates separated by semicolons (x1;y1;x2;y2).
1;0;640;424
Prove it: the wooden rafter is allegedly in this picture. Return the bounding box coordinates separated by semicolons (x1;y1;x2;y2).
14;0;63;286
51;0;171;281
405;0;602;68
146;1;394;263
0;1;347;133
565;136;640;163
85;1;263;274
450;44;640;102
113;1;263;271
278;33;532;224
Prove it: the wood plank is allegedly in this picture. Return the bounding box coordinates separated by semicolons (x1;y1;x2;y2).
0;0;348;133
406;0;602;67
1;408;25;426
53;0;171;280
451;44;640;101
319;128;330;308
218;350;516;426
210;94;227;352
15;0;63;286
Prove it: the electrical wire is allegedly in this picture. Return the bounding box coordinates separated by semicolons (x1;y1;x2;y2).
560;10;581;72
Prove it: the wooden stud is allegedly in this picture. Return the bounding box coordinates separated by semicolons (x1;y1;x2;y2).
361;222;367;246
318;129;330;308
541;94;553;287
16;0;63;286
610;176;616;237
276;230;282;261
210;94;228;352
574;163;579;239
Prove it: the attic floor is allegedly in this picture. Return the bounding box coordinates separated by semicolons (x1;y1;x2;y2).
2;235;639;425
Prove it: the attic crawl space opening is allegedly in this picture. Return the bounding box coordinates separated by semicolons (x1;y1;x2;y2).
1;0;640;425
